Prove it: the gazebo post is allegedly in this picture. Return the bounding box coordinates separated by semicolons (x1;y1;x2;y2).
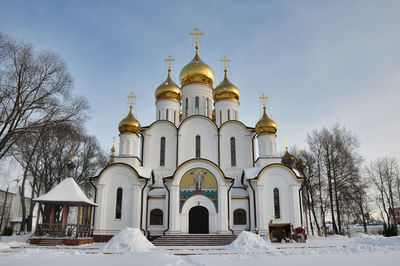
49;204;55;231
76;205;82;238
61;204;68;236
35;202;41;234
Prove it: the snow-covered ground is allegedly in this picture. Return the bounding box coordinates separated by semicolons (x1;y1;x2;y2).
1;231;400;266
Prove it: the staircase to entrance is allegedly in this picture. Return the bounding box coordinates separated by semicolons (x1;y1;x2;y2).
151;234;237;246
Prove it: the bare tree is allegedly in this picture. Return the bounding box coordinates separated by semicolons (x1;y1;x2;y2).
365;157;399;236
0;33;88;161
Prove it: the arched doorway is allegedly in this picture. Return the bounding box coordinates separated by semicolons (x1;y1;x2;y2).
189;206;209;234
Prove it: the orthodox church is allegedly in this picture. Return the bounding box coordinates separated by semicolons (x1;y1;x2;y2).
91;29;304;241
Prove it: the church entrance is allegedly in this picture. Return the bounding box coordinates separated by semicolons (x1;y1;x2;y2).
189;206;209;234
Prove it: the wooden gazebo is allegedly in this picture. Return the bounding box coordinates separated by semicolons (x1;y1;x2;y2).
30;178;97;246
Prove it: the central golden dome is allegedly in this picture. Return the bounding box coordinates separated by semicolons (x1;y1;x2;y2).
118;106;141;135
255;106;277;135
213;70;240;102
179;49;215;87
155;70;182;102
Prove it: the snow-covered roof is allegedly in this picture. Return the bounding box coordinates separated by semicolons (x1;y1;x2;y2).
292;169;301;178
136;167;152;179
243;167;261;180
148;188;166;197
34;178;97;206
231;188;248;198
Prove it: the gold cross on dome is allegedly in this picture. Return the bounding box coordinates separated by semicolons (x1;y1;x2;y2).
127;92;137;107
190;28;204;48
164;56;175;71
220;56;231;71
259;93;269;108
284;137;289;149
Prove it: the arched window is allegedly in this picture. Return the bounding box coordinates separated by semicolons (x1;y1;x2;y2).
166;109;169;120
158;110;161;120
115;188;123;219
195;135;201;158
219;110;222;125
230;137;236;167
185;98;188;117
160;137;165;166
233;209;246;225
150;209;163;225
227;110;230;120
273;188;280;219
195;97;199;115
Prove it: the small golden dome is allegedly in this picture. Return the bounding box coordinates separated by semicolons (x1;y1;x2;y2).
155;70;182;102
118;106;141;135
179;49;214;87
282;148;295;168
213;70;240;102
255;106;277;135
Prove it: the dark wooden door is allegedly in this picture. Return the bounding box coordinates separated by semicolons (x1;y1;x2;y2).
189;206;209;234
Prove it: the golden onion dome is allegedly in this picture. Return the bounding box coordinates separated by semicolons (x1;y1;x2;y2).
118;106;141;135
155;70;182;102
282;148;295;168
179;49;215;87
255;106;277;135
213;70;240;102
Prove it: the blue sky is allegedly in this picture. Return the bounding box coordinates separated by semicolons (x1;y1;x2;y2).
1;0;399;165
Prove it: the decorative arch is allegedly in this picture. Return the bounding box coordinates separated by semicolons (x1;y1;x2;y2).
252;163;303;182
219;120;254;131
93;163;148;185
178;115;218;131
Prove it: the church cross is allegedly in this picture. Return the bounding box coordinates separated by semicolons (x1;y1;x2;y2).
220;56;231;71
284;137;289;150
259;93;269;108
111;136;116;153
190;28;204;49
127;92;137;108
164;56;175;71
70;147;75;162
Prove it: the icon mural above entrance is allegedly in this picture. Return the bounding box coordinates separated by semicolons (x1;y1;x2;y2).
180;168;218;212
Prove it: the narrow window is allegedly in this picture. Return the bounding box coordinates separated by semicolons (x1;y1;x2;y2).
185;98;188;117
195;97;199;115
174;110;176;124
158;110;161;120
166;109;169;120
150;209;163;225
115;188;123;219
231;137;236;167
160;137;165;166
235;111;238;120
273;188;280;219
227;110;230;120
220;110;222;125
206;98;209;117
233;209;247;225
195;135;201;158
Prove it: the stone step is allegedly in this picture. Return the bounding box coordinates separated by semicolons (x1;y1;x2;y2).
152;234;237;246
38;238;64;246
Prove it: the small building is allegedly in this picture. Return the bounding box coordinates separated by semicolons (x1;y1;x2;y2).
30;178;97;245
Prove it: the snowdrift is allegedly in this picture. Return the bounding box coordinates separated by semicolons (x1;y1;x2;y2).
351;234;400;246
226;231;276;253
101;227;154;253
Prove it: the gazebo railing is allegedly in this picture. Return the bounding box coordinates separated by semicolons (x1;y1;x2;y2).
35;223;93;238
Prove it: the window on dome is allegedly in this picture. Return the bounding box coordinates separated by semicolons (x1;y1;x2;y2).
233;209;246;225
166;109;169;120
160;137;166;166
195;135;201;158
195;97;199;115
227;110;230;120
235;111;238;120
150;209;163;225
115;188;123;219
220;110;222;125
185;98;188;117
274;188;280;219
174;110;176;124
206;98;209;117
158;110;161;120
231;137;236;167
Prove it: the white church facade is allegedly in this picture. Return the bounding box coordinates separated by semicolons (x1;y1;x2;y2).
91;29;304;241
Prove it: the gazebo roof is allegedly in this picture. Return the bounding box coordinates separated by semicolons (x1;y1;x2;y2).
34;178;97;206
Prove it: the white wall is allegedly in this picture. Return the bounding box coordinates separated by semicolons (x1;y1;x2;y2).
215;100;239;126
181;84;213;119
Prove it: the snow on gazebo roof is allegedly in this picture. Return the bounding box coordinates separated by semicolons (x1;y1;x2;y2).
34;178;97;206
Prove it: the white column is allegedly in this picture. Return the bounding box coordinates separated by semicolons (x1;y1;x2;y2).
95;184;105;232
218;185;230;234
291;185;301;228
167;185;181;234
